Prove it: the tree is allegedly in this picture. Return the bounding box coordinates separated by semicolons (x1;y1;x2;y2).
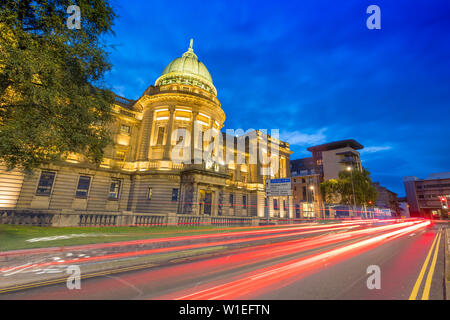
320;179;342;204
320;167;378;207
0;0;116;171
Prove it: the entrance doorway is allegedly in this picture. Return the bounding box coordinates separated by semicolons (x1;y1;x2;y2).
199;190;213;215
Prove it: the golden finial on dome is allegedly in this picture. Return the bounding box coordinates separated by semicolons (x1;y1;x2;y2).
188;38;194;52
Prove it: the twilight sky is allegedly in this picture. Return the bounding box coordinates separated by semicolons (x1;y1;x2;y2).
102;0;450;196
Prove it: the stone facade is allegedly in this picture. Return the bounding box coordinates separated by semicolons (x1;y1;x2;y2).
0;41;293;226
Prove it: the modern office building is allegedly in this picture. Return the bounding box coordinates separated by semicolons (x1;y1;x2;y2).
0;40;293;226
290;139;364;218
306;139;363;181
404;172;450;218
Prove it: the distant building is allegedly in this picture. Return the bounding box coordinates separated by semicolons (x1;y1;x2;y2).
373;182;399;216
290;139;364;218
291;174;321;218
306;139;363;181
404;172;450;218
397;196;410;218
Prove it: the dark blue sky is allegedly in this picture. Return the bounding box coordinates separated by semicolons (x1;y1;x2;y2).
102;0;450;196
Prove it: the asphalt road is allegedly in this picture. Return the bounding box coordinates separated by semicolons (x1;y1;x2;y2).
0;221;446;300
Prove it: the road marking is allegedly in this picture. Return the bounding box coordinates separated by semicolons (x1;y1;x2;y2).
421;231;441;300
408;232;439;300
0;263;158;294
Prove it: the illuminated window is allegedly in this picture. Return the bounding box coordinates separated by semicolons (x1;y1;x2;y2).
147;187;152;200
120;124;131;134
36;171;56;196
108;179;121;199
273;199;279;210
172;188;178;201
75;176;91;198
157;127;165;145
115;151;126;161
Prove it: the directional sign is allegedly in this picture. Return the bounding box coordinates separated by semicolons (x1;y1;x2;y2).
266;178;292;196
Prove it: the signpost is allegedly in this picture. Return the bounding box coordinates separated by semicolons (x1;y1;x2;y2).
265;178;292;223
265;178;292;197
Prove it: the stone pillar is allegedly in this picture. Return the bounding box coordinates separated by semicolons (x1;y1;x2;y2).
191;182;199;215
136;108;154;161
191;111;199;164
288;196;294;219
268;196;274;218
163;105;176;160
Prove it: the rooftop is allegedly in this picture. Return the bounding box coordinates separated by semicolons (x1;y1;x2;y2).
307;139;364;152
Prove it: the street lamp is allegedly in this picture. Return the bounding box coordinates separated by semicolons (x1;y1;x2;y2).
347;166;357;218
309;185;315;219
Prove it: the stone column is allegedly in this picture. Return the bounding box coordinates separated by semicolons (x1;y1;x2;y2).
163;105;176;160
288;195;294;219
191;111;199;164
136;108;154;161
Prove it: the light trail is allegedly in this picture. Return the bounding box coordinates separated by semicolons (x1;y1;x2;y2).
0;221;376;258
170;220;430;300
0;223;363;273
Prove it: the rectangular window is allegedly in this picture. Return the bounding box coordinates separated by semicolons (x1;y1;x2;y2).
75;176;91;198
230;194;234;207
36;171;56;196
283;200;286;211
274;199;279;210
115;151;126;161
243;195;247;209
171;188;178;201
147;186;153;200
120;124;131;134
157;127;165;145
108;179;121;199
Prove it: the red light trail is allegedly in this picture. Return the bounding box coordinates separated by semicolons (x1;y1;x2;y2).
164;220;430;300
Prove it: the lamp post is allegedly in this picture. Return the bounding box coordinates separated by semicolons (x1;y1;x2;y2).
309;185;315;219
347;166;357;218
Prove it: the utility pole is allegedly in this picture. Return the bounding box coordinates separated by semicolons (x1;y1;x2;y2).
347;166;357;218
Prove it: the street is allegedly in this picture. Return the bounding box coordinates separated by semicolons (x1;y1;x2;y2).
0;220;446;300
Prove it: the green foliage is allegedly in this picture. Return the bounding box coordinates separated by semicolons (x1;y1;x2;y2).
320;167;378;206
320;179;342;204
0;0;117;171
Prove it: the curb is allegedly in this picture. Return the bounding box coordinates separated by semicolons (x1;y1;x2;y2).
0;245;231;294
445;227;450;300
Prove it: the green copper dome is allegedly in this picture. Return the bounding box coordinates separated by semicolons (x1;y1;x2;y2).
155;39;217;95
